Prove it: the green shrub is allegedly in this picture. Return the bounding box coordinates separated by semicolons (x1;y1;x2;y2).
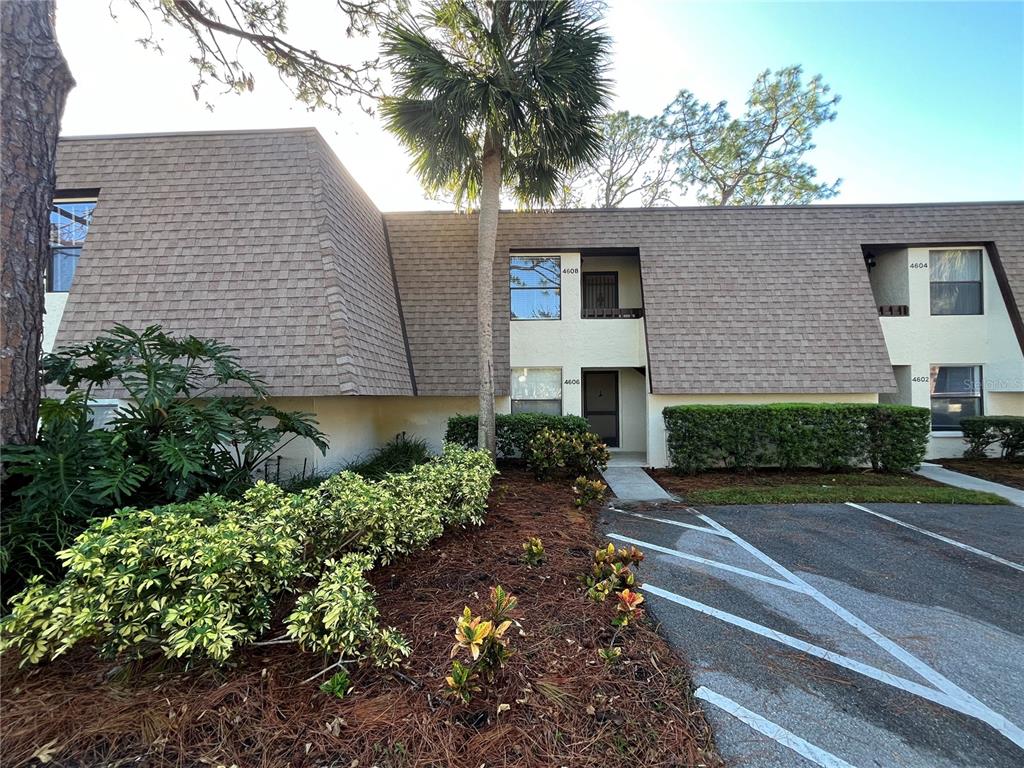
446;413;591;457
663;404;931;474
346;432;431;479
1;325;327;596
525;428;610;480
572;476;608;508
0;444;496;666
961;416;1024;459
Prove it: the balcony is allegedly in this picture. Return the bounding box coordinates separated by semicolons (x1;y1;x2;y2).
581;307;644;319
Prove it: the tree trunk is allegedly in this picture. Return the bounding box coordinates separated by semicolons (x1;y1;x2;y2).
475;131;501;455
0;0;73;448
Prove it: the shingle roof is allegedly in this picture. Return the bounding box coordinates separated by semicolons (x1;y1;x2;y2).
385;203;1024;396
54;129;1024;398
54;129;413;396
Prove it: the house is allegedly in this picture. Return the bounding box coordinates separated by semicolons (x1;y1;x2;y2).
45;128;1024;472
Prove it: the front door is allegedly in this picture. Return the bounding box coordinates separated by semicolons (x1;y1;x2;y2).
583;371;619;448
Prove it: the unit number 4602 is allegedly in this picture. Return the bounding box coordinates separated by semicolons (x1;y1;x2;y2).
912;376;929;382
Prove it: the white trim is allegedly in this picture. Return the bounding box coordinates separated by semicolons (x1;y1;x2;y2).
693;687;859;768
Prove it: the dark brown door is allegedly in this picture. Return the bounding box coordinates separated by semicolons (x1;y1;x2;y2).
583;371;619;447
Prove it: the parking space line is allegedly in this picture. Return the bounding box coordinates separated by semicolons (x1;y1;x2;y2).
607;507;729;537
696;513;971;701
694;686;860;768
845;502;1024;574
641;583;977;717
608;532;808;593
684;515;1024;750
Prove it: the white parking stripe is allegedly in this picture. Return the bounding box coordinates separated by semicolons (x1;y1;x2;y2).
607;507;729;537
688;514;1024;750
694;686;860;768
608;532;808;593
845;502;1024;574
696;513;970;701
642;582;1024;747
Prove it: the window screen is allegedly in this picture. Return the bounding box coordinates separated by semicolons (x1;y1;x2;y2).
510;256;561;319
930;249;982;315
511;367;562;415
930;365;982;431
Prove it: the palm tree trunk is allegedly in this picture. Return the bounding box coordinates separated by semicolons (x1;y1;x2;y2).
1;0;74;447
475;131;501;454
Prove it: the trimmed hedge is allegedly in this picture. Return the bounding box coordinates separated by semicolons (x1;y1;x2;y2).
1;444;496;666
961;416;1024;459
663;404;931;474
446;413;592;457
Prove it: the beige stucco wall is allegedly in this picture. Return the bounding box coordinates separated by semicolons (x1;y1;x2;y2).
876;245;1024;458
646;392;880;468
268;395;510;481
510;251;648;453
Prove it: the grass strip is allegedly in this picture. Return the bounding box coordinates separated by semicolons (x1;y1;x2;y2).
687;484;1009;505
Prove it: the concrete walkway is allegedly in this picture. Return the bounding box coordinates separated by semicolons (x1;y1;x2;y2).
916;462;1024;508
600;466;673;501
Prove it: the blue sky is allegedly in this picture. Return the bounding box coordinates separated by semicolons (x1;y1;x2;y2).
57;0;1023;208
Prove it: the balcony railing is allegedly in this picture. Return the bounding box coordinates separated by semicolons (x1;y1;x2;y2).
878;304;910;317
581;307;644;319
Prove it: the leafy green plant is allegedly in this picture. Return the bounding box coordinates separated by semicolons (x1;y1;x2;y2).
1;445;496;666
584;543;645;602
286;554;410;668
572;476;607;508
446;413;592;458
444;586;518;703
347;432;431;479
320;669;352;699
663;403;931;474
961;416;1024;460
526;428;610;481
2;325;328;596
522;537;545;566
612;588;645;628
597;646;622;665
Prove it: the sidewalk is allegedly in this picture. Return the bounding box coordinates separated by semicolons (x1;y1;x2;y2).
600;466;674;501
916;463;1024;508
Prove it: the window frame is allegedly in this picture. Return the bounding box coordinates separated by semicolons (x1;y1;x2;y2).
929;364;983;433
581;270;620;315
510;366;563;415
510;254;562;321
928;248;983;316
48;196;97;293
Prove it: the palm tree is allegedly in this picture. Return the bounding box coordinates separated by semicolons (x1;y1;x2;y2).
381;0;611;453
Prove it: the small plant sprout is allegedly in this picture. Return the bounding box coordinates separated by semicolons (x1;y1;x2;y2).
597;646;622;664
572;476;608;508
319;669;352;699
522;536;545;565
445;586;519;703
612;589;645;628
445;659;481;703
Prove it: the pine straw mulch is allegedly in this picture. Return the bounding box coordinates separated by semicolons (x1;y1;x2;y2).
934;458;1024;490
0;468;720;768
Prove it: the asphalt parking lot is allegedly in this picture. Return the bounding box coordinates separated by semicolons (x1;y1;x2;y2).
599;501;1024;768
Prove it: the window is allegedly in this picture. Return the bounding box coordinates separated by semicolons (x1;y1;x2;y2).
511;367;562;415
510;256;560;319
582;271;618;313
930;249;982;315
49;198;96;292
930;365;982;431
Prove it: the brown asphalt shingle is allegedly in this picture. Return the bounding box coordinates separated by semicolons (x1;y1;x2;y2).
54;129;414;396
54;128;1024;398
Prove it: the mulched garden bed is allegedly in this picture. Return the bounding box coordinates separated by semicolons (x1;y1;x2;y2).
0;468;719;768
645;467;1008;505
934;458;1024;490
